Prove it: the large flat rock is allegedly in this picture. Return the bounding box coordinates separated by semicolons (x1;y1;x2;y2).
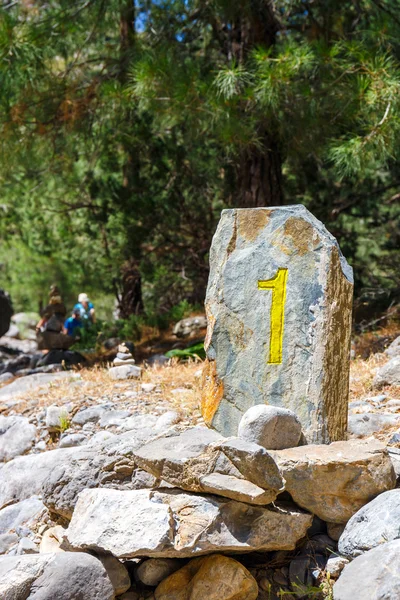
0;372;77;405
0;497;45;535
0;415;36;462
0;447;81;510
63;488;313;558
0;428;160;515
333;540;400;600
133;427;284;505
202;205;353;443
271;439;396;523
0;552;115;600
347;412;400;437
338;489;400;558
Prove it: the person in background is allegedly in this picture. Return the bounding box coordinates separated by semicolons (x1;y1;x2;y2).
74;293;96;323
36;285;67;334
64;308;83;337
36;285;73;350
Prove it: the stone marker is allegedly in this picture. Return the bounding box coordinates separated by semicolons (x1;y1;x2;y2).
201;205;353;443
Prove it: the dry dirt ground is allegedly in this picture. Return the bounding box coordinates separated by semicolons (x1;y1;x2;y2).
0;347;399;445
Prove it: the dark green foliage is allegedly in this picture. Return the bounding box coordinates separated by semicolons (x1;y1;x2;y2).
0;0;399;319
165;342;206;360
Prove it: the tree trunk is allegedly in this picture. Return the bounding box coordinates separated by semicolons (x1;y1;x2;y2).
227;1;284;206
117;1;145;316
119;0;135;83
235;130;284;207
118;259;144;318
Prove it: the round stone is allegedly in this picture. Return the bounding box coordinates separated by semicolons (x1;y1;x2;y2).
237;404;302;450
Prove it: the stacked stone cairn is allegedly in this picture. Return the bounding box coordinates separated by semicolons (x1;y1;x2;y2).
109;343;141;380
0;207;398;599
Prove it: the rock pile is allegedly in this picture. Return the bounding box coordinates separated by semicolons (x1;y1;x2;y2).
0;403;398;599
109;344;141;380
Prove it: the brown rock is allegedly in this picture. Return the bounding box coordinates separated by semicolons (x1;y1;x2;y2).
154;554;258;600
271;439;396;523
327;522;346;542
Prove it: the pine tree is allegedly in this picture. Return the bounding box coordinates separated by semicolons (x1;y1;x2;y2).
0;0;399;313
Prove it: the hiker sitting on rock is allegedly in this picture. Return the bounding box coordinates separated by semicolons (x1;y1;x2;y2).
36;286;73;351
74;293;96;323
64;308;83;337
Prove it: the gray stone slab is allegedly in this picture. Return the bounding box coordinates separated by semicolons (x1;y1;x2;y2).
133;427;284;505
63;488;313;558
201;205;353;443
347;412;400;437
0;552;115;599
338;489;400;558
0;497;45;535
333;540;400;600
373;356;400;387
0;372;78;405
0;416;36;461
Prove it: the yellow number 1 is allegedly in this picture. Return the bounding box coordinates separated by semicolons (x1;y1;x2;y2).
258;268;288;364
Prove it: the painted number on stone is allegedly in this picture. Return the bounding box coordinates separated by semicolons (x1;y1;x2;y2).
258;268;288;364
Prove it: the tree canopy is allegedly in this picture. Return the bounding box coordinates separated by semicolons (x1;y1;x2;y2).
0;0;399;320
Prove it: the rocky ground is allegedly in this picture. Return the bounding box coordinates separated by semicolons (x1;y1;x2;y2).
0;321;400;600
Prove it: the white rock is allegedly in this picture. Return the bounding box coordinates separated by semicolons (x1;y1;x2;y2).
0;552;115;599
0;416;37;462
0;497;45;535
87;431;117;445
40;526;66;554
338;489;400;558
35;441;47;452
99;410;131;427
326;555;349;578
72;405;109;425
109;365;141;380
154;411;180;432
0;372;79;406
46;405;70;432
16;537;39;554
117;413;158;432
141;383;156;393
385;336;400;358
0;447;87;508
333;540;400;600
0;533;18;554
59;433;87;448
238;405;302;450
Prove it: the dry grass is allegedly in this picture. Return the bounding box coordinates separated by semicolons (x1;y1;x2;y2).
3;359;204;424
349;353;400;402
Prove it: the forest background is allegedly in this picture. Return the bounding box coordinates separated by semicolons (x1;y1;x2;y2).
0;0;399;332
